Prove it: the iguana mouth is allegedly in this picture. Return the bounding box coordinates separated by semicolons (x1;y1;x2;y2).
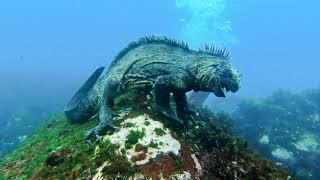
215;83;235;97
215;86;226;97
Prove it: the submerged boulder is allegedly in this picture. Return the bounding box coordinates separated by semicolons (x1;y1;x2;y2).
0;89;290;179
232;89;320;179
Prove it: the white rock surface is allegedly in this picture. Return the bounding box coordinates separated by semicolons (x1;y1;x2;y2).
93;161;110;180
293;133;320;153
103;115;181;165
271;147;294;161
259;135;269;144
191;154;202;173
169;171;192;180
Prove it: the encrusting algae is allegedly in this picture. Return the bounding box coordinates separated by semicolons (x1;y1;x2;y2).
0;88;291;179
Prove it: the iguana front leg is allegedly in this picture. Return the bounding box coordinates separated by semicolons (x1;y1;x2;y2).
173;93;189;119
86;77;120;143
153;72;192;125
173;92;198;124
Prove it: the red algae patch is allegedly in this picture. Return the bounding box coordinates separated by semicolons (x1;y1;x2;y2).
180;143;197;173
140;154;177;179
131;152;147;162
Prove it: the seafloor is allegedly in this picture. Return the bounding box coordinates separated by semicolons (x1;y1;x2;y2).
0;89;290;179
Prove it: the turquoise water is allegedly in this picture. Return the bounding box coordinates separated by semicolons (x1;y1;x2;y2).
0;0;319;179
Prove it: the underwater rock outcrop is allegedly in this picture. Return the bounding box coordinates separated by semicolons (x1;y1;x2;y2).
233;89;320;179
0;88;290;179
0;106;52;160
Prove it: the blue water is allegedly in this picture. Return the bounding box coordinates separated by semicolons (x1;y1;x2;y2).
1;0;319;111
0;0;319;178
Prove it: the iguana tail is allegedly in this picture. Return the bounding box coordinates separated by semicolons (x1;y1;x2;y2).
64;66;105;123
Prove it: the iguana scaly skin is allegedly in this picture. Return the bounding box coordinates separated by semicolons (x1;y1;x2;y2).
64;36;242;142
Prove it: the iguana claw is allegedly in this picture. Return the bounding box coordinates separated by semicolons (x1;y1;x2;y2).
158;106;184;125
85;124;118;144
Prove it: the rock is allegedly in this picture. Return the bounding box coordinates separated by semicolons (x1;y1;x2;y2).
0;90;290;179
46;151;65;166
102;115;181;166
271;147;294;161
259;135;269;144
293;133;320;153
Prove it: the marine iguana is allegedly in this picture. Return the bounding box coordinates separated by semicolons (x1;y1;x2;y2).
64;35;242;142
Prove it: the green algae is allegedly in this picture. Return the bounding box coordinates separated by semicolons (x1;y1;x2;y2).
114;88;151;111
123;122;136;128
0;87;291;179
0;113;133;179
154;127;166;136
148;141;159;149
101;158;140;178
144;120;151;126
0;113;98;178
125;130;145;149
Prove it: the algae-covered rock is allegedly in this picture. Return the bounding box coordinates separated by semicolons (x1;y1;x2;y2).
233;89;320;179
0;89;290;179
271;147;294;161
293;133;320;153
0;106;53;160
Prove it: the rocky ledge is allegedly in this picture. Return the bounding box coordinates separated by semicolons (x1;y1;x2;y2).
0;89;290;179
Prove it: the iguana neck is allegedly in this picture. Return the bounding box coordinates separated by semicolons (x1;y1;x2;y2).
187;56;221;91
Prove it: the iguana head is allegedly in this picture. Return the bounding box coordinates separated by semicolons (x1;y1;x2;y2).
194;58;242;97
